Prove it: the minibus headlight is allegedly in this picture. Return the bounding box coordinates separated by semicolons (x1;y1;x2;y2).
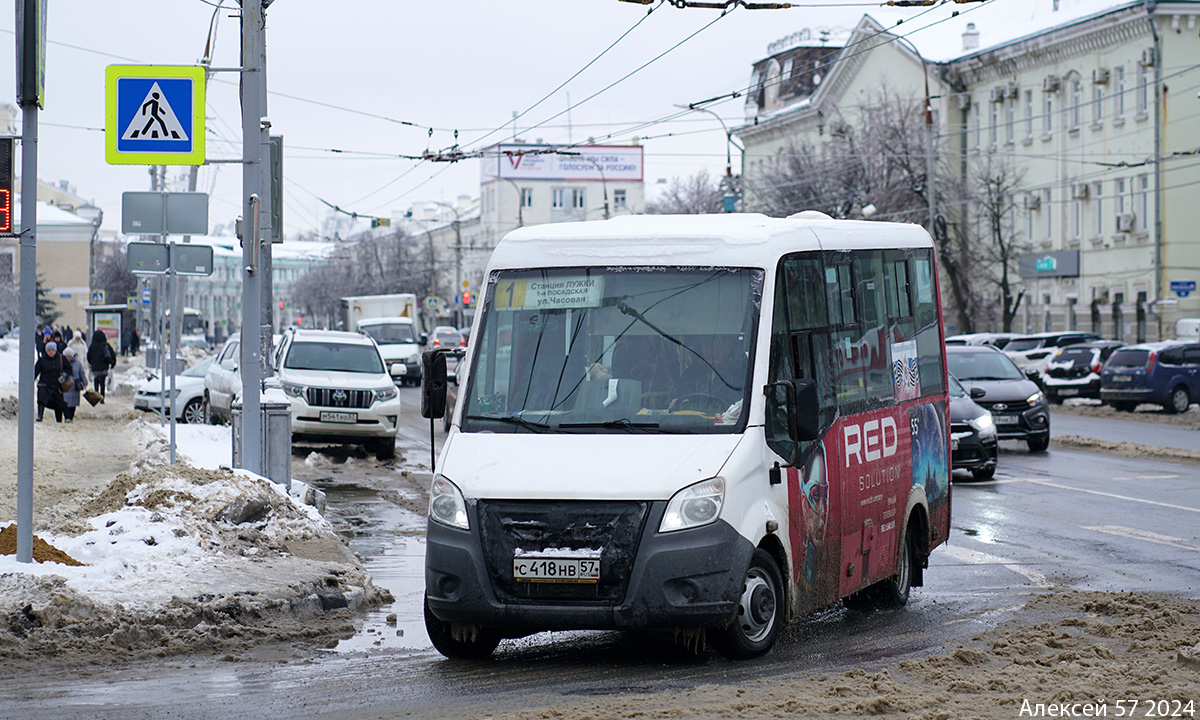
660;477;725;533
429;475;469;530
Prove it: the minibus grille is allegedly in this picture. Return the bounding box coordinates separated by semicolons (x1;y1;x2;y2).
477;500;649;605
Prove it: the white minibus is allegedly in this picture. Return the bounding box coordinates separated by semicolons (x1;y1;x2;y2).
421;212;951;660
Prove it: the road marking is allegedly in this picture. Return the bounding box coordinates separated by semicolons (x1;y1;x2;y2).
1009;478;1200;515
1082;525;1198;551
940;544;1051;587
1112;475;1180;480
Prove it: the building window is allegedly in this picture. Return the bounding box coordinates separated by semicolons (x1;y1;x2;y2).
1005;97;1015;143
1044;189;1053;239
1043;92;1054;134
552;188;565;209
1137;174;1149;230
1092;83;1104;124
613;188;627;209
1071;78;1082;129
989;100;998;145
1114;65;1125;118
1072;199;1082;240
782;58;793;82
1024;90;1034;138
1137;63;1149;115
1115;178;1126;216
1026;198;1035;241
1093;182;1103;236
572;188;585;210
520;188;533;208
971;102;980;148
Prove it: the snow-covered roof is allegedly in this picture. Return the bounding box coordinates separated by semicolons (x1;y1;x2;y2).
14;197;97;227
865;0;1146;64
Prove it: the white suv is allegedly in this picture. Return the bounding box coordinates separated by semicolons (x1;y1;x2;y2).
275;328;401;460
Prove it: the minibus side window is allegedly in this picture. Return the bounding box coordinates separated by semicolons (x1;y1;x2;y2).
768;256;834;461
827;259;866;407
911;250;946;396
855;252;893;403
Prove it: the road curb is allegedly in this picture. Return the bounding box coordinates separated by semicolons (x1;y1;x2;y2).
1052;434;1200;465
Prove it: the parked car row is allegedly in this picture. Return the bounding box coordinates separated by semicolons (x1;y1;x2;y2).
947;330;1200;414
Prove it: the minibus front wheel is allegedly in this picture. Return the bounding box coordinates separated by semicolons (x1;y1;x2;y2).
424;598;501;660
712;548;784;660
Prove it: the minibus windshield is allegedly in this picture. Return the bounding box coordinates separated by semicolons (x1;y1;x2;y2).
463;267;762;434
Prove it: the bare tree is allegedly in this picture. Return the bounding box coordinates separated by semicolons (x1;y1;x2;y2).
939;155;1030;332
93;243;138;305
750;95;929;225
646;169;724;214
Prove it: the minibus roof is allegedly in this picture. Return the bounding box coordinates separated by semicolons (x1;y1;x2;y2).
488;212;932;271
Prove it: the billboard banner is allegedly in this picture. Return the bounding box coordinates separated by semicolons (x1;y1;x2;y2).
1018;250;1080;279
482;144;643;182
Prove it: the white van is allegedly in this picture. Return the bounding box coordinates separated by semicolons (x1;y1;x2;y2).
421;213;952;660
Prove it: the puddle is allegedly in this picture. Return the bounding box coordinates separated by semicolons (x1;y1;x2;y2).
316;479;432;654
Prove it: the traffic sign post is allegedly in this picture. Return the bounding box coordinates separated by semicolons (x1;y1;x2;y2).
90;289;106;305
105;65;206;165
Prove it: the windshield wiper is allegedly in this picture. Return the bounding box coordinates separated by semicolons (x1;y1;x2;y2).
465;414;552;431
559;418;660;432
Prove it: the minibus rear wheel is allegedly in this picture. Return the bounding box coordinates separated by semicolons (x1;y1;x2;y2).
424;599;501;660
712;548;783;660
874;527;916;609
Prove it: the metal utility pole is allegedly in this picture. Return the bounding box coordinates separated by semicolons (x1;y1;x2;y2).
238;0;269;474
15;0;45;564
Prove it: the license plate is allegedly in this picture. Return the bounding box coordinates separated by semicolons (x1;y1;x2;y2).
320;411;357;424
1059;388;1079;396
1114;374;1132;383
513;557;600;584
135;399;150;409
993;414;1019;425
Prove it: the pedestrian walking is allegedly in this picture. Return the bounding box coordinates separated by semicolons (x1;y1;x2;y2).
87;330;117;402
61;347;88;422
34;341;66;422
67;329;88;361
131;327;141;355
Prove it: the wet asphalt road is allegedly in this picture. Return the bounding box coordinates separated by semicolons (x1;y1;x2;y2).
4;389;1199;718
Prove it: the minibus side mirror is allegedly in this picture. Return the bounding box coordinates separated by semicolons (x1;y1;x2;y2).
791;378;820;442
969;386;986;399
764;378;820;449
421;350;448;419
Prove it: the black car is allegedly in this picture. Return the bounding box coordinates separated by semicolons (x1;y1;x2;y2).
1042;340;1125;403
949;374;998;480
945;345;1051;452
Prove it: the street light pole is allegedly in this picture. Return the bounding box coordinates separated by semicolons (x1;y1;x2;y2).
887;32;936;229
675;104;744;211
577;155;609;219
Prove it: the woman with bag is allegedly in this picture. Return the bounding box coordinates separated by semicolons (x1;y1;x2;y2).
87;330;116;402
61;347;89;422
33;341;66;422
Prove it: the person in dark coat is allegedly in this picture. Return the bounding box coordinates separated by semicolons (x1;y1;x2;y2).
86;330;117;401
61;346;89;421
131;327;141;355
34;341;66;422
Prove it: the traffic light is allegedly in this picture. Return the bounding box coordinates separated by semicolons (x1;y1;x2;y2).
0;138;14;237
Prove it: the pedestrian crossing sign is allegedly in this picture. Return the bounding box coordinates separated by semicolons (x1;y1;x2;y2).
105;65;205;165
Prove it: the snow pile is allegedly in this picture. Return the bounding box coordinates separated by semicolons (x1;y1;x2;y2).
0;464;388;667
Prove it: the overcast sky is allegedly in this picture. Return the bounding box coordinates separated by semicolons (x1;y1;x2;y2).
0;0;1054;239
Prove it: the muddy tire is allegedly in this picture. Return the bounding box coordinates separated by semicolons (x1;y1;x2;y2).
712;548;784;660
873;525;915;609
1027;433;1050;453
1165;385;1191;414
424;599;500;660
182;397;206;425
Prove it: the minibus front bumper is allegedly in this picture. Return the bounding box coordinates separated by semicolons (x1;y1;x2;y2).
425;500;755;631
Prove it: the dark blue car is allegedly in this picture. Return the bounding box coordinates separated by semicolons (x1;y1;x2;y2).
1100;341;1200;413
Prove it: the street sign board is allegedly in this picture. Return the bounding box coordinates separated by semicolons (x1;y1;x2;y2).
90;289;106;305
1170;280;1195;298
122;191;208;235
142;288;152;307
127;296;139;310
173;244;214;276
127;242;170;274
105;65;205;165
